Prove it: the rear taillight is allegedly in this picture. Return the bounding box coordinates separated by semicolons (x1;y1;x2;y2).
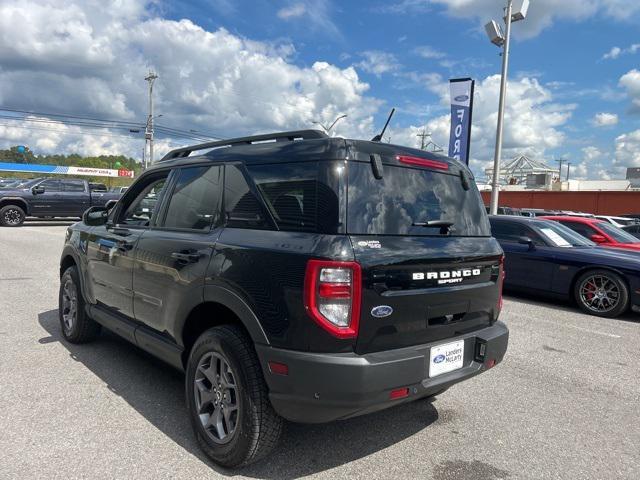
304;260;362;339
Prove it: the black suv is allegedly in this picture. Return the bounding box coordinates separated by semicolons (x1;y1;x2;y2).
58;130;508;467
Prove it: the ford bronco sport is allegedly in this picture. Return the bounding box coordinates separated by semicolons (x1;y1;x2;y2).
58;130;508;467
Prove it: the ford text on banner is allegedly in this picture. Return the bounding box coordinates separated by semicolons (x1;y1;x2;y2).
448;78;475;165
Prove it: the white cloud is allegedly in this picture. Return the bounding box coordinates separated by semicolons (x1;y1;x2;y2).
379;0;640;39
0;0;378;160
614;129;640;168
592;112;619;127
619;69;640;112
602;43;640;60
277;3;306;19
413;45;446;59
603;47;622;60
355;51;401;76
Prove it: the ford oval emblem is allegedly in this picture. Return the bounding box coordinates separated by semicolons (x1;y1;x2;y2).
433;354;446;364
371;305;393;318
454;94;469;102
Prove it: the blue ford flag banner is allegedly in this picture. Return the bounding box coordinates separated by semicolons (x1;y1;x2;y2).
448;78;475;165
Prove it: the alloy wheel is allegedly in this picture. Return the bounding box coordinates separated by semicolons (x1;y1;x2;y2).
3;208;22;225
61;278;78;334
193;352;240;444
579;274;620;314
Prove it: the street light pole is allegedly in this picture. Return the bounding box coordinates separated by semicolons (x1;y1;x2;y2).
489;0;513;216
145;70;158;168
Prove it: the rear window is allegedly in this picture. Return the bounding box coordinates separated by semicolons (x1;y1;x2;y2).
347;162;490;237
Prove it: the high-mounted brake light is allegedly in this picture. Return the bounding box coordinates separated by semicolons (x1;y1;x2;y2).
304;260;362;339
396;155;449;170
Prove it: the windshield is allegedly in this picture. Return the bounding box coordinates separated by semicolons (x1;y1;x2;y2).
598;222;640;243
534;221;595;247
347;161;490;237
2;179;39;189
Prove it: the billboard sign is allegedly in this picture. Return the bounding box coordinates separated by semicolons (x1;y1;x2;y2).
0;162;134;178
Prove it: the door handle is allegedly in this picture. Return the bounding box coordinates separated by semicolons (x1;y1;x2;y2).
109;226;131;237
171;251;201;263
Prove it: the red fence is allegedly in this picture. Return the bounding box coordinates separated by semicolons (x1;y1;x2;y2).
479;191;640;216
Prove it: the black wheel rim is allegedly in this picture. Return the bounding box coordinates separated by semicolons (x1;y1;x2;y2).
194;352;239;444
579;274;620;313
61;278;78;334
3;208;21;225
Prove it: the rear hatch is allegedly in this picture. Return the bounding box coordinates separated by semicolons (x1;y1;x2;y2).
346;150;503;354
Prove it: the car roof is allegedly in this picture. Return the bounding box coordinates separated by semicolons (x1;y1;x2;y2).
539;215;604;224
488;215;547;225
149;129;465;173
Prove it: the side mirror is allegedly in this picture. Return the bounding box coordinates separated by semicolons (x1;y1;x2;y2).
32;186;45;195
518;236;534;249
83;206;109;226
590;234;606;244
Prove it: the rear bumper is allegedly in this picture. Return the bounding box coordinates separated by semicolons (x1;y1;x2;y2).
256;321;508;423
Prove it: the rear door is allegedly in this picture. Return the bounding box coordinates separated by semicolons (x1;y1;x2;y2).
345;158;503;354
60;179;90;216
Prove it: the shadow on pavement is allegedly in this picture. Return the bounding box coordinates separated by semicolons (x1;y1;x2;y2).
38;309;439;479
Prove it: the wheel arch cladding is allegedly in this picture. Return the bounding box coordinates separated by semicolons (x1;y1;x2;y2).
0;198;29;214
180;301;262;368
60;254;77;277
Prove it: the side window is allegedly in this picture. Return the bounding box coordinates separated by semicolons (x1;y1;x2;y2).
562;221;595;239
40;179;62;192
224;165;268;229
62;180;86;192
119;176;168;226
491;221;542;243
162;165;222;231
247;162;335;233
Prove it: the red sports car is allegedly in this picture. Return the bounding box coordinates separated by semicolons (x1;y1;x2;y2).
540;216;640;252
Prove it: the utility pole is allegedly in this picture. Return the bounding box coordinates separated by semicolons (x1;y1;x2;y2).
417;128;428;150
566;162;572;181
488;0;513;215
555;157;564;182
144;70;158;168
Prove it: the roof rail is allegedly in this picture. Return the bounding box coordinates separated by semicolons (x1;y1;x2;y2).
159;129;328;162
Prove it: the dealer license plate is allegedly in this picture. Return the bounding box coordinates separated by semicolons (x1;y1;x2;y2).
429;340;464;378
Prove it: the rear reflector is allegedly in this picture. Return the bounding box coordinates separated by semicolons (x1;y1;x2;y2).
396;155;449;170
268;361;289;376
486;359;496;369
389;388;409;400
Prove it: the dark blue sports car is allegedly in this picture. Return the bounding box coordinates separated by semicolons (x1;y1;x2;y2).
489;215;640;318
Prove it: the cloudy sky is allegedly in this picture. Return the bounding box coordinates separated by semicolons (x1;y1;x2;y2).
1;0;639;181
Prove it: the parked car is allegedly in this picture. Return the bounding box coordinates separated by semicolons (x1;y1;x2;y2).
595;215;639;228
622;224;640;240
489;215;640;318
540;216;640;252
0;177;122;226
485;205;521;215
58;129;508;467
520;208;560;217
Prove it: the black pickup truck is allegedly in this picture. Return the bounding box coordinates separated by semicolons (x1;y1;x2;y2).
0;177;122;226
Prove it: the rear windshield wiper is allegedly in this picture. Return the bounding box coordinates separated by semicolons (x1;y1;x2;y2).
412;220;454;234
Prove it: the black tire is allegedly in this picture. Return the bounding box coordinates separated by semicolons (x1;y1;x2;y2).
574;269;629;318
185;325;283;468
0;204;26;227
58;266;101;343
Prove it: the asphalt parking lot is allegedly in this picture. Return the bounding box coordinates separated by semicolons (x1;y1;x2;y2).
0;221;638;480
